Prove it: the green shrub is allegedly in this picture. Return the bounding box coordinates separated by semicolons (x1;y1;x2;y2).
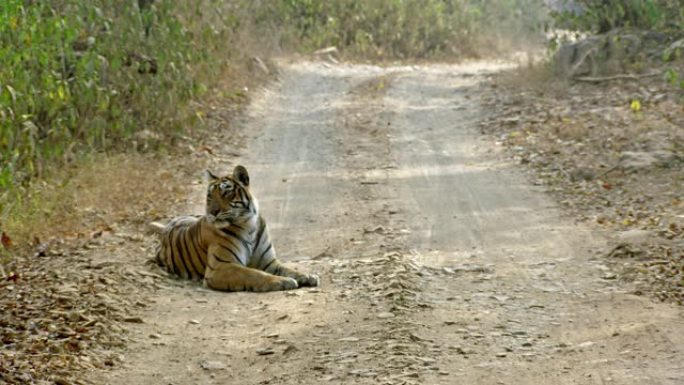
0;0;226;212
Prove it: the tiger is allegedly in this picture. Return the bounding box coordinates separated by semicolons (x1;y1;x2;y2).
154;165;319;292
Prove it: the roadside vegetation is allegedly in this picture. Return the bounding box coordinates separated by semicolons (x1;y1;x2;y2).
267;0;547;58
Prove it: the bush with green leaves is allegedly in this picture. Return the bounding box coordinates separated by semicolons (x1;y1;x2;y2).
0;0;230;213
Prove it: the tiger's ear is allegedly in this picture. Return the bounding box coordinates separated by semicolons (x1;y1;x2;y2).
233;165;250;186
205;169;219;182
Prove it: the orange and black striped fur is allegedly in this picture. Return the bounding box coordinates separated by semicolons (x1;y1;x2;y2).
155;165;319;292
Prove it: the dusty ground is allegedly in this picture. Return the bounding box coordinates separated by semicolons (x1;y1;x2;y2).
5;61;682;384
72;61;684;385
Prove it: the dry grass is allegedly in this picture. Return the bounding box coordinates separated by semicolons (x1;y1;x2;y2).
2;152;194;254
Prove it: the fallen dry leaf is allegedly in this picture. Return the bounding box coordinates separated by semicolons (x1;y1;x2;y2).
2;231;13;249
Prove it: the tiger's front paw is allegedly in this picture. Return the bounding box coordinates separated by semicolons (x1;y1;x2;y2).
297;274;320;287
276;277;299;291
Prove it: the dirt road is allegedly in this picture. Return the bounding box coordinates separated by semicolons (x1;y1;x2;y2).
90;62;684;384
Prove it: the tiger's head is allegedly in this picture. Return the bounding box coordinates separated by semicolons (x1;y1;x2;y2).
205;165;258;225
